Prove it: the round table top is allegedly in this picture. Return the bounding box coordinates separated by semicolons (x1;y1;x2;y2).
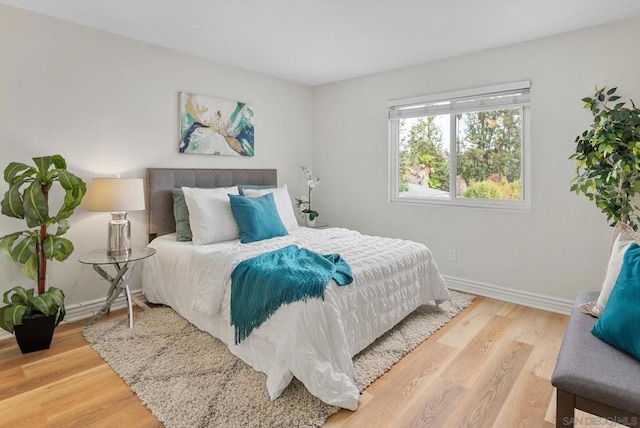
78;247;156;265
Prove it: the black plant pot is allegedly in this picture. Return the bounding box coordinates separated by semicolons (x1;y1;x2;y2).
14;314;57;354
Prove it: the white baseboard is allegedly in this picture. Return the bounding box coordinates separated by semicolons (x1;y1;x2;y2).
0;289;144;343
444;275;573;315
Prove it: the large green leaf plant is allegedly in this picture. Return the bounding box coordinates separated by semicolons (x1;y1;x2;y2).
570;87;640;230
0;286;65;333
0;155;86;333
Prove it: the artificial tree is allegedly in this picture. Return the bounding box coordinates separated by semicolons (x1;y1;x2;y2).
570;87;640;230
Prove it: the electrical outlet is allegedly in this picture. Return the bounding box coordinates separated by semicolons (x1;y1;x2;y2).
448;249;457;262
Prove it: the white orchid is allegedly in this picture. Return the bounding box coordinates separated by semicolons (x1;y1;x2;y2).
295;166;319;220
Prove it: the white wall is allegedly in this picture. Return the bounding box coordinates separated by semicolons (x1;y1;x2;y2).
0;5;313;305
312;17;640;305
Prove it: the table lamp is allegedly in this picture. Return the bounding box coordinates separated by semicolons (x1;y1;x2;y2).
85;177;145;256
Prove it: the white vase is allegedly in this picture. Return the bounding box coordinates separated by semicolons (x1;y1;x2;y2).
305;213;316;227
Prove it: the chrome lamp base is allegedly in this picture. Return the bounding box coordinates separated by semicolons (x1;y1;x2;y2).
107;211;131;256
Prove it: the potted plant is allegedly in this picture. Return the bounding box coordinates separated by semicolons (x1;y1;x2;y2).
295;166;320;227
570;87;640;230
0;154;86;353
0;286;65;353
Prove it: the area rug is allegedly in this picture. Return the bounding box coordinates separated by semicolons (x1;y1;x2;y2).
83;290;474;428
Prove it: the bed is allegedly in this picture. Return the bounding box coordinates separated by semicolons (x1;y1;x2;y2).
142;167;450;410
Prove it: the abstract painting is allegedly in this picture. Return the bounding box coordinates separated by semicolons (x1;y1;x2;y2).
179;92;254;156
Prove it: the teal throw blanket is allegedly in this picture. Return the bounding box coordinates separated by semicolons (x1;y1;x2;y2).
230;245;353;344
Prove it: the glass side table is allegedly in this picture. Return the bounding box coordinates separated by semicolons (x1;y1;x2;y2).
79;247;156;328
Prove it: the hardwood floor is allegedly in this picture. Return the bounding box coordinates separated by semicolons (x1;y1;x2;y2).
0;296;623;427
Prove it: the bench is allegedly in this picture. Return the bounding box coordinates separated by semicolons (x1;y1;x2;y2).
551;290;640;427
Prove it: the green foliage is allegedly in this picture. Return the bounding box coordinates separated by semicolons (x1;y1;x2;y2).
0;286;65;334
463;181;501;199
504;180;522;200
0;154;86;294
570;87;640;229
399;117;450;191
464;178;521;200
457;109;522;185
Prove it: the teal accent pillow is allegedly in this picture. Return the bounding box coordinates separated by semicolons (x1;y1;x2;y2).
171;188;192;241
238;184;275;196
229;193;288;243
592;242;640;360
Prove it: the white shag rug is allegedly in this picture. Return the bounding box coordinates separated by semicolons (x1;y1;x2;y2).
83;290;474;427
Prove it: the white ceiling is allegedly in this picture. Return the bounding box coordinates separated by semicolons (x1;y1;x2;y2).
3;0;640;86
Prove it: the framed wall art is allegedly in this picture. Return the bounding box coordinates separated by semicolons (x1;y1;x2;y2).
179;92;255;156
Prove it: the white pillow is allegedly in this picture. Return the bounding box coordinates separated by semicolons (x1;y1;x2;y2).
593;223;638;316
181;186;240;245
242;184;299;231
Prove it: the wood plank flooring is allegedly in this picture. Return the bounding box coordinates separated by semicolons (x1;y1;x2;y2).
0;295;624;427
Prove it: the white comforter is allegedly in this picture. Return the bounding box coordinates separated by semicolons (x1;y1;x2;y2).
142;227;450;410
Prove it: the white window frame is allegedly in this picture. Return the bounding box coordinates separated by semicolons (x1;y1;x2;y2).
388;81;531;212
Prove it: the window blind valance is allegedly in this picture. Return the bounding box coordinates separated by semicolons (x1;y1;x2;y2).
388;81;530;119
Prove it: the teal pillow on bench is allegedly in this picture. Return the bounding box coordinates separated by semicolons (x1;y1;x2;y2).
229;193;288;243
592;242;640;361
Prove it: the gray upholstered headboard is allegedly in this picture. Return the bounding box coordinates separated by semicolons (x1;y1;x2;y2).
146;168;278;241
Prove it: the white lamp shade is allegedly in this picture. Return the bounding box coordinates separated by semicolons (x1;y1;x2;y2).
85;178;145;212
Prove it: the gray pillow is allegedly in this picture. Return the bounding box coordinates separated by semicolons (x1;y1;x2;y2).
238;184;275;196
172;188;192;241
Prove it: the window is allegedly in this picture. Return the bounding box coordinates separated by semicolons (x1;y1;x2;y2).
388;81;530;211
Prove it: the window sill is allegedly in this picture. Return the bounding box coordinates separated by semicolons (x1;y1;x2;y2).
390;195;531;213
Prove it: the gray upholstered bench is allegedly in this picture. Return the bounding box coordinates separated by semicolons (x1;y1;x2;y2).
551;290;640;427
